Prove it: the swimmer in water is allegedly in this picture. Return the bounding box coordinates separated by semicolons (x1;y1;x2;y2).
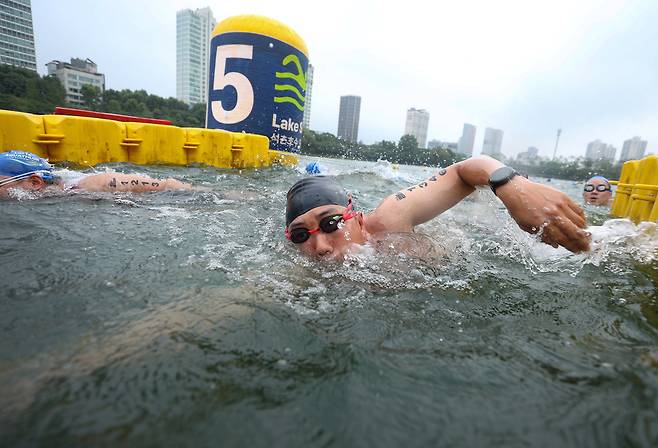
285;155;591;259
0;150;191;198
582;176;613;206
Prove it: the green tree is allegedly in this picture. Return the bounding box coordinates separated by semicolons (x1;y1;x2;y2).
0;65;65;114
398;134;419;153
80;84;101;109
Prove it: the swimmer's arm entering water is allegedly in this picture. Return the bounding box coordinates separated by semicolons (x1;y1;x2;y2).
76;173;192;193
368;155;590;253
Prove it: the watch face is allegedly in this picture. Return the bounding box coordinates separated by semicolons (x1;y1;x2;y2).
491;167;515;184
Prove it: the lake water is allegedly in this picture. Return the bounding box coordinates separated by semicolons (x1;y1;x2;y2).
1;156;657;447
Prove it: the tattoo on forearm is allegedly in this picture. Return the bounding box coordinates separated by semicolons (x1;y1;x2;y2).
395;192;406;201
428;169;447;183
108;177;160;189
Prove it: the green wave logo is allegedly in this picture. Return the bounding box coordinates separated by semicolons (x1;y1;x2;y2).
274;54;306;111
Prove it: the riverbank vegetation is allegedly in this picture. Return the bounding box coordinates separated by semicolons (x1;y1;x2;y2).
0;65;204;127
0;65;627;180
301;130;466;168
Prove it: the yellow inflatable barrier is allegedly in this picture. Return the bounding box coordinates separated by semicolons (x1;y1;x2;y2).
627;156;658;224
0;109;297;169
184;127;234;168
611;155;658;224
0;110;49;158
611;160;641;218
125;122;187;166
42;114;130;165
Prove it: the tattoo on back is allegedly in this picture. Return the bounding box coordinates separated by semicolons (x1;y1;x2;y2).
439;168;447;176
109;177;117;188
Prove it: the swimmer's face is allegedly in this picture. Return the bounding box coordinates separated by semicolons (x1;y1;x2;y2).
583;178;612;205
0;175;46;198
287;204;367;260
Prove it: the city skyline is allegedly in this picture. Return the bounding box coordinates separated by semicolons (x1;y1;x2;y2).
0;0;36;71
481;127;504;158
176;6;215;105
585;139;616;162
26;0;658;158
337;95;361;143
46;58;105;106
404;108;430;149
302;63;314;129
620;136;647;162
457;123;476;156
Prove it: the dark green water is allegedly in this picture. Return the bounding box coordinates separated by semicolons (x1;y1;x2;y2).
1;157;657;447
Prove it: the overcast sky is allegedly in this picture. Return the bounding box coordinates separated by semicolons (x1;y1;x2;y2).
32;0;658;158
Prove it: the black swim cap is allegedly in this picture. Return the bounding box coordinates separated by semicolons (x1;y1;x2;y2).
286;176;349;225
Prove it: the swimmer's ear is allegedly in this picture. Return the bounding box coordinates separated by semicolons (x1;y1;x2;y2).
28;175;46;190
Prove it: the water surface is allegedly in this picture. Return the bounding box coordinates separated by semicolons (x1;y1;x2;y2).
1;157;657;447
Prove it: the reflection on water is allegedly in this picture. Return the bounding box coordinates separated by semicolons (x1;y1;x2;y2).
1;157;657;447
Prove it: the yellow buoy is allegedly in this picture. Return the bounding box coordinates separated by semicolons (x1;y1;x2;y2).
206;15;309;155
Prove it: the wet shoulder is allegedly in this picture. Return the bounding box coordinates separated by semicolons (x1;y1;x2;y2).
368;231;446;260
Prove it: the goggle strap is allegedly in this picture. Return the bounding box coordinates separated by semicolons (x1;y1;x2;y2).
0;170;49;187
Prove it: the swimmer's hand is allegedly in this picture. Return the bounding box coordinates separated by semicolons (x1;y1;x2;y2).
496;176;591;253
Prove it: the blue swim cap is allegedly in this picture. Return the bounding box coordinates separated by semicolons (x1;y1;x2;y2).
305;161;322;174
0;151;54;182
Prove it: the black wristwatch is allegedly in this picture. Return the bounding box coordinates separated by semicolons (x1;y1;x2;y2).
489;166;519;196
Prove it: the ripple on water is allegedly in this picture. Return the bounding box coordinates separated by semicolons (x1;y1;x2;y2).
2;160;658;447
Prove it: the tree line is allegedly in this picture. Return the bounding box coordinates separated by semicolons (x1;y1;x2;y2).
301;130;467;168
0;64;629;180
0;64;205;127
509;157;624;181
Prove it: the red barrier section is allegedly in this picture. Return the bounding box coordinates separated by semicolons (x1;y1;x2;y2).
54;107;173;125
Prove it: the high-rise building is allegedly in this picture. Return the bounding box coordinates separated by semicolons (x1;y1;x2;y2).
337;95;361;143
516;146;540;164
404;108;430;148
302;63;314;129
482;127;504;157
428;139;457;151
585;139;616;161
0;0;36;71
427;139;441;149
620;136;647;161
176;7;216;105
46;58;105;106
457;123;476;156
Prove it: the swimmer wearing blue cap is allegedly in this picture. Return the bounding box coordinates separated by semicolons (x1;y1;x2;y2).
582;176;612;206
0;151;191;198
285;155;591;259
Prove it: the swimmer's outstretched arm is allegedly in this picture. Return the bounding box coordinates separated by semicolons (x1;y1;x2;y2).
76;173;192;193
369;155;590;253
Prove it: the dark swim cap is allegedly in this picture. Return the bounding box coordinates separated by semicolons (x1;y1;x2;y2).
286;176;349;225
